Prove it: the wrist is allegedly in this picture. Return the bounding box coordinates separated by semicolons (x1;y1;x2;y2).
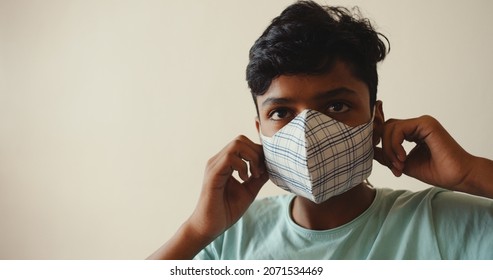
146;219;216;260
181;218;217;249
458;156;493;198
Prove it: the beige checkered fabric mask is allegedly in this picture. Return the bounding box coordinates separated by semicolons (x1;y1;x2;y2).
260;109;374;204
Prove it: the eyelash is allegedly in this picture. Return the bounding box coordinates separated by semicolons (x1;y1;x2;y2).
326;101;350;113
267;102;351;121
268;107;293;121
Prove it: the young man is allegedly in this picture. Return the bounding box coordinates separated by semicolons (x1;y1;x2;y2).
149;1;493;259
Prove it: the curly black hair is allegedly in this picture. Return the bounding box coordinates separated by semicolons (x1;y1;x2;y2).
246;0;389;111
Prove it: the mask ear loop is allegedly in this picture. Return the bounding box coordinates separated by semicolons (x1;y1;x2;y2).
365;105;377;190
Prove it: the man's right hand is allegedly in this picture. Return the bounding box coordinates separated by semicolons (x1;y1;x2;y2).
187;135;268;242
147;135;268;260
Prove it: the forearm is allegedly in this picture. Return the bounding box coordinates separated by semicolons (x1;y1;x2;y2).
456;156;493;199
146;221;214;260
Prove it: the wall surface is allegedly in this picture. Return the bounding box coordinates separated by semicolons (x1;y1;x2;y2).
1;0;492;259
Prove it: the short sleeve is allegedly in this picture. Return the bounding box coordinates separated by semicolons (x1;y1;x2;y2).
431;190;493;259
192;237;223;260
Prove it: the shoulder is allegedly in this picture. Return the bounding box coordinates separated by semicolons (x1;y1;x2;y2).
429;188;493;229
376;187;492;217
431;188;493;211
373;187;493;259
422;188;493;259
375;187;442;211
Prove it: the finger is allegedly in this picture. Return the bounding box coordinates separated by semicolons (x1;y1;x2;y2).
390;120;410;159
206;135;266;185
381;120;405;171
226;155;250;182
244;171;269;199
236;153;266;182
237;150;263;178
230;135;264;157
205;153;248;187
374;146;403;177
373;146;387;167
228;136;265;178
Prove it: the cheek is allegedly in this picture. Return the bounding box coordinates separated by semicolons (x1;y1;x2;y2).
258;118;291;137
259;124;278;137
336;111;371;128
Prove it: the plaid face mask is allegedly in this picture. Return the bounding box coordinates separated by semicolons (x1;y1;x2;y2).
260;109;374;204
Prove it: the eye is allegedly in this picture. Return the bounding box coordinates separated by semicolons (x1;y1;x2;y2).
327;102;350;113
268;108;293;121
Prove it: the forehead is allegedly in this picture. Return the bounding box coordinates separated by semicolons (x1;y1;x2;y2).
256;60;369;109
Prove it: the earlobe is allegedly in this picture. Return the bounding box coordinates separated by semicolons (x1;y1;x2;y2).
255;116;260;134
372;100;385;146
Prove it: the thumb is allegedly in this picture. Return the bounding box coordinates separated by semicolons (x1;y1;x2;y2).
373;146;388;167
374;146;404;177
244;171;269;199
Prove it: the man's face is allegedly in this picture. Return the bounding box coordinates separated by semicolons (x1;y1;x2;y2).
256;60;379;137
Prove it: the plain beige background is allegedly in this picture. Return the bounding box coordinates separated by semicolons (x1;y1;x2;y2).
1;0;492;259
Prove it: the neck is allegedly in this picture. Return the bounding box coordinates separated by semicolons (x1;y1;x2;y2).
290;183;376;230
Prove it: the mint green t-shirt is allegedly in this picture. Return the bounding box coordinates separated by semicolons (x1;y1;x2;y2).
194;187;493;259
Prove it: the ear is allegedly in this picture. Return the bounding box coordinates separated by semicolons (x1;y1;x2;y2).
255;116;260;134
372;100;385;146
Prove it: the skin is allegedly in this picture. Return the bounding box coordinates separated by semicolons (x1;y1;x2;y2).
255;60;379;230
147;60;493;260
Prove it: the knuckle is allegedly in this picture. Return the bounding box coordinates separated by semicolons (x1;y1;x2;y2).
234;135;247;142
419;114;436;123
222;152;235;162
206;155;217;167
385;118;399;125
419;114;440;128
419;114;431;121
228;135;246;149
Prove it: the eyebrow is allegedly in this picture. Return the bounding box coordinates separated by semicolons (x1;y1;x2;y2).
261;87;357;108
314;87;357;100
261;97;294;107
